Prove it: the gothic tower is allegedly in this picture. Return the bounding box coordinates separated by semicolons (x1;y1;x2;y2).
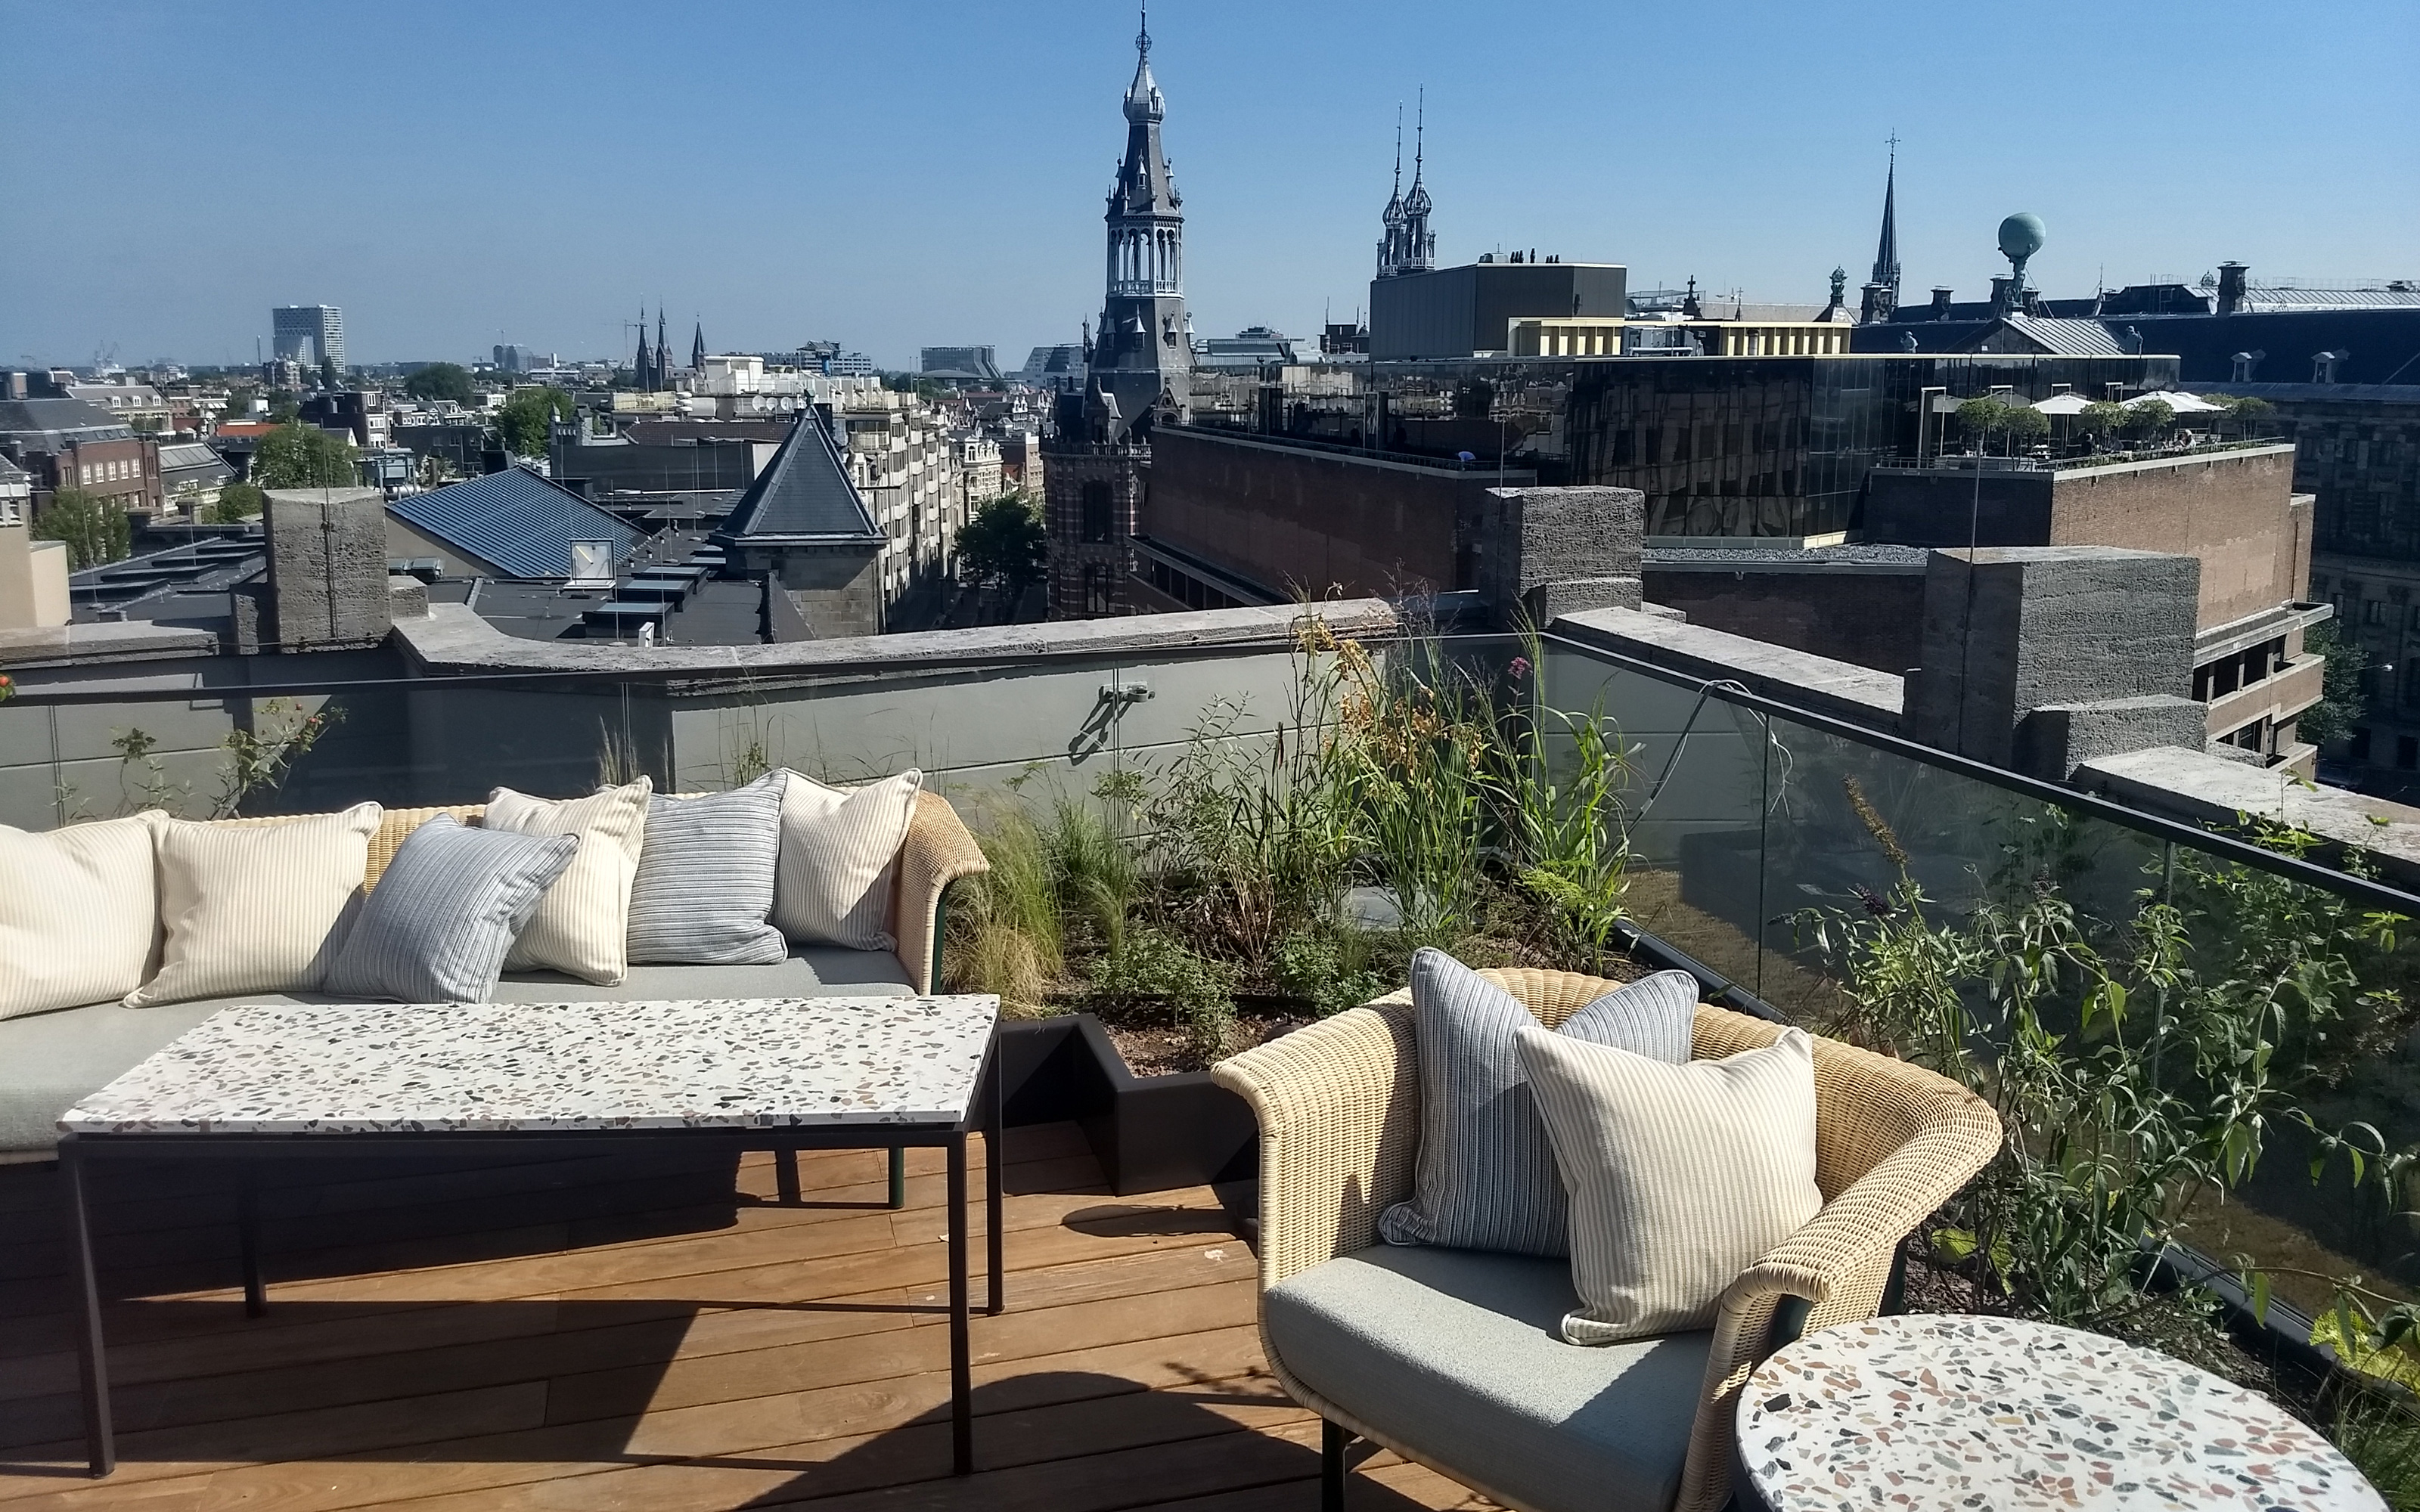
1860;138;1902;323
654;310;671;391
1384;95;1432;278
633;307;654;389
1377;105;1406;277
691;320;706;371
1044;9;1194;620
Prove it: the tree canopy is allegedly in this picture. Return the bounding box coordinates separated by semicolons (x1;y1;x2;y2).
209;480;265;523
402;362;476;404
252;423;360;488
33;488;132;569
493;386;573;457
955;492;1048;601
1954;396;2051;451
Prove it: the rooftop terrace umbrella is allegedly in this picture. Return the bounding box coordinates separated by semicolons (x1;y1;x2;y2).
2031;392;2094;414
2128;390;2226;414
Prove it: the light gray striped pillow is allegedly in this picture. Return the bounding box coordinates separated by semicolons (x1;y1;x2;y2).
1378;948;1699;1256
1519;1025;1822;1344
773;769;921;950
325;816;577;1002
625;772;786;965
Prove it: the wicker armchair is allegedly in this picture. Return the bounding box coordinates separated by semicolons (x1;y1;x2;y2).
1211;966;2003;1512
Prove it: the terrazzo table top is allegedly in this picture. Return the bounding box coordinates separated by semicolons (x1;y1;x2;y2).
1738;1314;2382;1512
60;995;1001;1136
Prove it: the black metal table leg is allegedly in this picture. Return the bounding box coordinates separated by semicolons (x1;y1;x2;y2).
774;1148;801;1206
888;1145;907;1210
986;1052;1004;1315
1322;1419;1348;1510
237;1165;266;1317
63;1143;114;1478
946;1132;972;1476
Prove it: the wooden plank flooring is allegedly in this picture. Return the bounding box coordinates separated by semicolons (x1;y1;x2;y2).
0;1126;1494;1511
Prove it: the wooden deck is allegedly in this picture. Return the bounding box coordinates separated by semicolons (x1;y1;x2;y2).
0;1125;1488;1511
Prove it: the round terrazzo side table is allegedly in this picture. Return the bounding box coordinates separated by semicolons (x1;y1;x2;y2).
1733;1312;2384;1512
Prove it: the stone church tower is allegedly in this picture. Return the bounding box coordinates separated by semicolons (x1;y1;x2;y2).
1045;11;1193;619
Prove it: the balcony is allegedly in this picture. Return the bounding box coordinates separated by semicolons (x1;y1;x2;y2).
4;602;2418;1507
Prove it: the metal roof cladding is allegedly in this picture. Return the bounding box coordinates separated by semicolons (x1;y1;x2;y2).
718;415;882;541
387;465;638;579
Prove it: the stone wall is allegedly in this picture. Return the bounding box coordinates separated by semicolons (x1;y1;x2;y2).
1643;564;1924;673
264;487;392;651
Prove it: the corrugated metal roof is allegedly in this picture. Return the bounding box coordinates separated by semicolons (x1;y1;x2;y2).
718;417;880;541
1999;316;2134;356
387;466;638;579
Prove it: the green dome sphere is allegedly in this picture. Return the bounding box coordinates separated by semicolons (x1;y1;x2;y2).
1998;212;2047;261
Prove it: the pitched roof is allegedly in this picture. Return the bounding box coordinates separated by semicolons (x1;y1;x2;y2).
157;441;233;482
717;417;880;541
0;397;130;442
387;466;638;579
1986;316;2135;356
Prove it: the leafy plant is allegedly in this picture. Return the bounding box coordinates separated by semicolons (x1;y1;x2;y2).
209;480;265;522
2299;620;2369;750
1094;925;1239;1063
252;423;358;488
955;492;1048;603
34;488;132;569
494;386;572;457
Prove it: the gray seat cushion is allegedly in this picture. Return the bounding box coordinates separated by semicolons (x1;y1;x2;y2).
0;946;913;1157
1266;1245;1711;1512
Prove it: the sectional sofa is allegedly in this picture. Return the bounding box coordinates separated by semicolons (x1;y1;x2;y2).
0;791;989;1162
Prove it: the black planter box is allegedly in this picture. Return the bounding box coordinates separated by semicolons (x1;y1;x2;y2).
993;1013;1258;1198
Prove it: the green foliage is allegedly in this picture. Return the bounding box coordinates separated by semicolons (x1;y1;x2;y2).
318;356;340;390
2075;400;2127;440
2219;394;2276;438
494;386;572;457
103;699;340;819
1801;796;2409;1331
2299;620;2369;750
209;480;264;522
1954;396;2051;451
2124;396;2176;437
33;488;132;569
2333;1388;2420;1510
1274;928;1395;1017
402;362;476;404
955;492;1048;599
1094;925;1239;1063
252;423;358;488
266;389;300;423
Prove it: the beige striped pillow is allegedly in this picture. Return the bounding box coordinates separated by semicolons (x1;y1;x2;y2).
772;769;921;950
126;802;383;1007
0;813;163;1019
1517;1025;1822;1345
482;777;651;984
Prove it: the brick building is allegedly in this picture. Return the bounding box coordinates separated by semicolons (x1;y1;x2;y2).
0;398;160;521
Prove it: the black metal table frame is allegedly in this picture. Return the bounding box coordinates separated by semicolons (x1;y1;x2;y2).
60;1041;1005;1480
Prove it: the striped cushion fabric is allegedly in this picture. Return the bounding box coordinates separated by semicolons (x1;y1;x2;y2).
772;769;921;950
0;813;163;1020
625;773;786;965
1378;949;1698;1256
1518;1025;1822;1344
325;816;577;1002
483;777;652;984
126;803;383;1006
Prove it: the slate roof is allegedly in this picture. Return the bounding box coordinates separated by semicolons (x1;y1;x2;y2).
0;397;132;443
717;417;880;541
157;441;232;483
387;466;638;579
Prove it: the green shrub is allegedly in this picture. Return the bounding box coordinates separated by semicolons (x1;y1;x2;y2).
1095;926;1238;1061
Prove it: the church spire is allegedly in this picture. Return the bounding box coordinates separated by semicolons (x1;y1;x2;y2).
1385;89;1435;276
634;306;653;387
1377;104;1406;277
1861;135;1902;322
690;318;705;371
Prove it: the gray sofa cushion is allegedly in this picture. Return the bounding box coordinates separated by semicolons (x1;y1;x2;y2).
0;946;914;1157
1266;1245;1710;1512
625;774;786;965
325;818;578;1003
1380;949;1699;1256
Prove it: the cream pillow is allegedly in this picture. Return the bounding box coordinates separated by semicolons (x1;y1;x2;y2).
772;769;921;951
0;813;163;1020
1517;1025;1823;1345
126;802;383;1007
482;777;651;984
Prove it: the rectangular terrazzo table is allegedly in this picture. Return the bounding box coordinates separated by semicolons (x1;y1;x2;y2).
55;993;1004;1479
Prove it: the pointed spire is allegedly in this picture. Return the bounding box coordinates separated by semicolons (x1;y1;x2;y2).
1870;132;1901;302
691;319;706;370
1124;4;1162;121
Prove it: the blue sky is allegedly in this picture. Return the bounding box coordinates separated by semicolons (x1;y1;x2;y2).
3;0;2412;371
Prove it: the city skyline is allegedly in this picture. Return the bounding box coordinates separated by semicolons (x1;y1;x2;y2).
2;0;2412;370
